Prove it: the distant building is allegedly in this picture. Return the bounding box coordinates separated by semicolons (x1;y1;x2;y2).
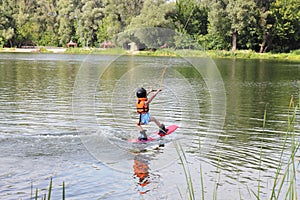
100;41;114;48
129;42;138;52
66;40;77;48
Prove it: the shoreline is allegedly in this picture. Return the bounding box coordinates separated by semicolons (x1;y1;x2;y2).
0;47;67;53
1;47;300;61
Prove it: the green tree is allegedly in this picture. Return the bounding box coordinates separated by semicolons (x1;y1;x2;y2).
0;0;18;47
103;0;144;37
128;0;174;29
226;0;257;51
207;0;258;51
12;0;59;46
170;0;208;36
97;17;110;43
122;0;175;49
169;0;208;49
269;0;300;52
57;0;77;46
17;21;39;46
76;0;104;47
255;0;275;53
33;0;59;46
206;0;231;50
14;0;34;46
2;27;14;47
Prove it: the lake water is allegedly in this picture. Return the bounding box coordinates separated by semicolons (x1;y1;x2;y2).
0;53;299;199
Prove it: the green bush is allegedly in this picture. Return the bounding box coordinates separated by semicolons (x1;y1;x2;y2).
291;49;300;55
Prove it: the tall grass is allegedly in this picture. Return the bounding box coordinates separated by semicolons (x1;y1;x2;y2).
252;104;267;199
176;95;299;199
31;177;65;200
213;155;221;200
269;95;299;200
175;143;195;200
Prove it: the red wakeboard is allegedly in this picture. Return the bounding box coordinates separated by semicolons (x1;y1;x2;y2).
129;125;178;143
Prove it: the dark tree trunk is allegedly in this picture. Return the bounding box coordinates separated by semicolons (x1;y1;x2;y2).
232;31;237;52
259;40;266;53
259;31;270;53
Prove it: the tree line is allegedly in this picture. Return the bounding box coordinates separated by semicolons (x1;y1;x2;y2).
0;0;299;53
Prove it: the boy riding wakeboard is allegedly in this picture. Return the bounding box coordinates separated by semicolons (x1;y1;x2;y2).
136;87;167;141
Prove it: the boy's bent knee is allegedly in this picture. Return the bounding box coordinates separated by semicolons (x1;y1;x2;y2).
136;121;143;126
149;116;156;121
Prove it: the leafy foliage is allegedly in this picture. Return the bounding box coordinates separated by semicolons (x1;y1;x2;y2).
269;0;300;52
128;0;173;29
0;0;299;52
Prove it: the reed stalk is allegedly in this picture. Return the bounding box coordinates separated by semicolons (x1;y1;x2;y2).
35;187;38;200
175;142;195;200
199;163;205;200
270;95;299;200
47;177;52;200
32;177;65;200
62;181;65;200
213;155;221;200
253;105;267;199
256;144;263;200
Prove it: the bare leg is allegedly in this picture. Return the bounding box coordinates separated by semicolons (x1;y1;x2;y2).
136;121;147;140
149;116;162;127
150;116;167;134
136;121;144;132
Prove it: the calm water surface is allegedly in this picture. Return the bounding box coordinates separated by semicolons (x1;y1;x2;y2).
0;53;299;199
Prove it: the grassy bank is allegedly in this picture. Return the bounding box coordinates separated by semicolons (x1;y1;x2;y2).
115;48;300;60
134;49;300;60
1;47;300;61
64;47;126;55
207;49;300;60
0;47;126;55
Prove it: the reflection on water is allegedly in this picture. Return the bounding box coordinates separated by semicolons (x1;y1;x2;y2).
0;53;299;199
133;154;150;194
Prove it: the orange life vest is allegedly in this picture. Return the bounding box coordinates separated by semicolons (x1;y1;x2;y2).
136;98;149;114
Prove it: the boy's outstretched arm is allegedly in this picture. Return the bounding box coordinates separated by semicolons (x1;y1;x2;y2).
146;89;161;104
146;90;152;96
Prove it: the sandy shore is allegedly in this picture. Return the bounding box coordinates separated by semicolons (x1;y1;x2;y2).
0;47;67;53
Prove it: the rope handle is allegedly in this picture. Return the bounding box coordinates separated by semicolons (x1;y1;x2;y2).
151;89;162;92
